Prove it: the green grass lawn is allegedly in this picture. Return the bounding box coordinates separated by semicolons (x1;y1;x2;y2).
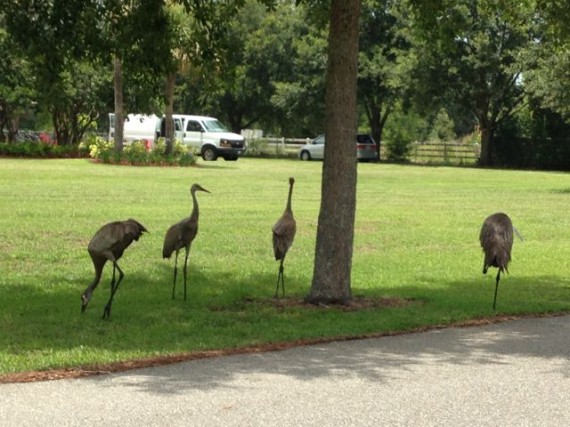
1;157;570;376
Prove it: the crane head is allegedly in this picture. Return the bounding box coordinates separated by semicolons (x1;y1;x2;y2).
191;183;210;194
289;177;295;185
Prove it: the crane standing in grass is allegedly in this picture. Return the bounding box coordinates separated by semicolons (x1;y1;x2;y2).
81;218;148;319
163;183;210;300
272;177;297;298
480;212;517;310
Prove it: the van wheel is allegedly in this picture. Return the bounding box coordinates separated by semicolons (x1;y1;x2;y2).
202;146;218;161
300;151;311;161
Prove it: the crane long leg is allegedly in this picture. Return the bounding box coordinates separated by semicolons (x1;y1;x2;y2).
103;262;124;319
183;248;190;301
274;259;284;298
172;250;179;299
493;270;501;311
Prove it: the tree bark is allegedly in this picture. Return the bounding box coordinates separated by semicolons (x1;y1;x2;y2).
477;110;494;166
306;0;361;305
164;71;176;155
113;55;124;153
479;125;494;166
364;97;391;161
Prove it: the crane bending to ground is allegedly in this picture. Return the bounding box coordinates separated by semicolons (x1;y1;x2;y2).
480;212;521;310
272;177;296;298
81;218;148;319
163;183;210;300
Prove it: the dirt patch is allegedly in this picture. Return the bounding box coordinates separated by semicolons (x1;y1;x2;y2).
1;310;567;385
242;295;416;311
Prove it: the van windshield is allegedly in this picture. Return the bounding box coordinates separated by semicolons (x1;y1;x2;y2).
202;119;229;132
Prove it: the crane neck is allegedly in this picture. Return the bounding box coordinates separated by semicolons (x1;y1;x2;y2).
190;189;199;220
285;181;294;214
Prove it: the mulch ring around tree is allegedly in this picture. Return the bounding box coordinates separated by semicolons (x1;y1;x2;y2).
243;295;417;311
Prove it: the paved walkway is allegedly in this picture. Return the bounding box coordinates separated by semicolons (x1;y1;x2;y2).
1;315;569;426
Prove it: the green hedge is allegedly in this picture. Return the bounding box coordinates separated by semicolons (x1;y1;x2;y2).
0;141;84;158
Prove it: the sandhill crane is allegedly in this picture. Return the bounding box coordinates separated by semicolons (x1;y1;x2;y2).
81;218;148;319
163;183;210;300
272;177;296;298
480;212;516;310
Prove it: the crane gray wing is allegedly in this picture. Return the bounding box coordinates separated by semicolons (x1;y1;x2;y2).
163;223;182;258
272;215;297;260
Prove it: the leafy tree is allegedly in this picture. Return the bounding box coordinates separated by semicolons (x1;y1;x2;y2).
0;21;35;142
524;2;570;122
524;47;570;121
196;0;280;133
306;0;361;304
358;0;413;156
175;1;322;136
408;0;539;166
429;108;456;142
269;7;328;136
49;60;110;145
383;102;428;161
2;0;106;145
104;0;171;152
160;3;199;153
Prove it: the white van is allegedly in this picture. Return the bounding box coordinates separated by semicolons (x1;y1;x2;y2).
108;113;158;145
156;114;246;161
109;113;246;161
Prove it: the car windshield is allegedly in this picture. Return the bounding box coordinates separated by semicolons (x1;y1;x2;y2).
202;119;229;132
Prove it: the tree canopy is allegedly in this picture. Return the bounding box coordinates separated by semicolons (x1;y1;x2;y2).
0;0;568;157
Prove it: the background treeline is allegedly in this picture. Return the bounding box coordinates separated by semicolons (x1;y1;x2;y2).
1;0;569;168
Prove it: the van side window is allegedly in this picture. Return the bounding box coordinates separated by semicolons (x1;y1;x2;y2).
174;119;182;131
187;121;202;132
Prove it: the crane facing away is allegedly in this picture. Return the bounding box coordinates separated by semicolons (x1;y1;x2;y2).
163;183;210;300
272;177;296;298
480;212;516;310
81;218;148;319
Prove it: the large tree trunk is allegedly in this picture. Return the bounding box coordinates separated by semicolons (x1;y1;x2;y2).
52;110;70;146
478;116;494;166
306;0;361;305
113;55;124;153
164;71;176;155
364;97;391;161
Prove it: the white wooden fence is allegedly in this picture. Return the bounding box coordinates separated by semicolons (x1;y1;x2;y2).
244;136;480;165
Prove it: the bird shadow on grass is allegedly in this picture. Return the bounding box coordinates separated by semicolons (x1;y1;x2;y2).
104;274;570;395
1;271;569;385
194;162;239;170
550;187;570;195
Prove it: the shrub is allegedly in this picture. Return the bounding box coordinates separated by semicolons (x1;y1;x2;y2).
178;152;197;167
123;140;149;165
171;140;188;157
78;134;101;157
153;138;167;156
85;136;196;167
244;139;269;157
88;137;114;163
385;138;413;163
428;108;456;142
